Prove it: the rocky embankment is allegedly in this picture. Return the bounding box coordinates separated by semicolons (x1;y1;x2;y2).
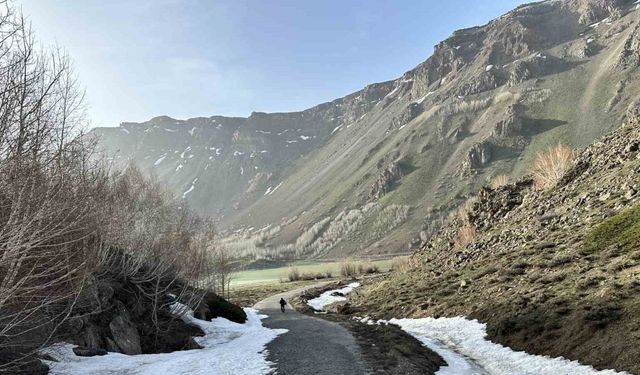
350;116;640;374
18;252;247;375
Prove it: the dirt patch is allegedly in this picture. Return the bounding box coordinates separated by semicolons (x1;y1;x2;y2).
332;316;445;375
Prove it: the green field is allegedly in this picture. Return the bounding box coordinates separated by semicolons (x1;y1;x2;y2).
231;259;395;287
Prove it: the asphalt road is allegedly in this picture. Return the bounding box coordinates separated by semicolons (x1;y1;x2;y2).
254;283;368;375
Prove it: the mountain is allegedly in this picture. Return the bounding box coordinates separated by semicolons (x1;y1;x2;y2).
92;0;640;262
349;106;640;374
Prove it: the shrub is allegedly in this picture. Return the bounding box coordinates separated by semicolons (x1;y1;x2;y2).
340;261;358;277
531;144;574;190
493;91;520;104
287;267;301;282
357;261;380;274
391;256;417;272
454;224;477;248
456;196;478;225
489;174;509;189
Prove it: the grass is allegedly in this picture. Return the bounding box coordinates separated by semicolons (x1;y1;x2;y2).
489;174;509;189
585;202;640;253
231;259;395;287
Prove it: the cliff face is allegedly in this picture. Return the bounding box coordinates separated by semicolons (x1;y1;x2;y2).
93;0;640;261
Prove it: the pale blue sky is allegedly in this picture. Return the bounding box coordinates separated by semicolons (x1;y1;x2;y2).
21;0;528;127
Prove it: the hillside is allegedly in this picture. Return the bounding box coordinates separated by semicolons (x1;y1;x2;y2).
93;0;640;262
350;111;640;373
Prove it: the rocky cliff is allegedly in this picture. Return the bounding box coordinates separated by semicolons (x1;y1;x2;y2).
93;0;640;262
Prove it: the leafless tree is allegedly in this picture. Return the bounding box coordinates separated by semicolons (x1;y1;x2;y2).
0;2;213;372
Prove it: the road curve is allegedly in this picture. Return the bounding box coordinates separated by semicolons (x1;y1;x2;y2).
254;283;368;375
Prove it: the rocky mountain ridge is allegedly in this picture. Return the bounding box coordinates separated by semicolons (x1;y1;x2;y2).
93;0;640;262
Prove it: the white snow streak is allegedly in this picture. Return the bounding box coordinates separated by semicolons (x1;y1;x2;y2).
415;91;434;104
182;186;193;197
120;128;130;134
307;282;360;311
264;182;283;196
180;147;192;159
153;155;167;166
390;316;629;375
43;307;286;375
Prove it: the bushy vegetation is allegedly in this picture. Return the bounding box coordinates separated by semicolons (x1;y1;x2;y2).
0;5;215;371
370;205;411;239
531;144;574;190
357;261;380;274
287;266;334;282
455;196;478;224
439;97;493;117
489;174;509;189
287;267;301;282
339;260;381;277
454;224;478;248
217;202;411;262
340;261;358;277
390;256;420;272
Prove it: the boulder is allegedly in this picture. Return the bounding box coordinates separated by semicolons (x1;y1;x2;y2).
464;142;493;170
109;303;142;355
202;292;247;324
72;346;108;357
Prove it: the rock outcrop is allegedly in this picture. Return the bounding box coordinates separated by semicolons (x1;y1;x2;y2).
369;162;404;200
463;142;493;170
616;24;640;69
492;104;524;138
63;252;246;359
391;102;423;129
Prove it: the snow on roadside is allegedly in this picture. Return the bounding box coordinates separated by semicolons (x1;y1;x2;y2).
390;316;629;375
43;306;287;375
307;282;360;311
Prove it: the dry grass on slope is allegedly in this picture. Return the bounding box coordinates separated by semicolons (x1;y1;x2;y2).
531;144;574;190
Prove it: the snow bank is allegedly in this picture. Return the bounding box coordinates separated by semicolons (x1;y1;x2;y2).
43;307;287;375
390;316;628;375
307;282;360;311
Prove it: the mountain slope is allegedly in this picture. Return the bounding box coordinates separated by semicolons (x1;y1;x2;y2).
351;107;640;374
92;0;640;262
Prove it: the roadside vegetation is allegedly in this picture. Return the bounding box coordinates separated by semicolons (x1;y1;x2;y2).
0;4;224;372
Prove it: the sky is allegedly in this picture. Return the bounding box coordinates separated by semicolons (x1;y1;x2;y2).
21;0;528;128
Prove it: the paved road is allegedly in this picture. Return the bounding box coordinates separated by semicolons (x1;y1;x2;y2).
254;283;368;375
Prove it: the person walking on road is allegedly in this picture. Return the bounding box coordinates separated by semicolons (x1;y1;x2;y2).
279;298;287;312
